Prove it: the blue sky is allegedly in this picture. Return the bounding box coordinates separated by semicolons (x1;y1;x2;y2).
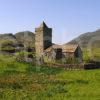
0;0;100;44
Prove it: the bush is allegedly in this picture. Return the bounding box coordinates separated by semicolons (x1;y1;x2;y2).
0;40;15;52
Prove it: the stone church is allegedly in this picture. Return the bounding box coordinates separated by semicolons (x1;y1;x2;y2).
35;22;83;62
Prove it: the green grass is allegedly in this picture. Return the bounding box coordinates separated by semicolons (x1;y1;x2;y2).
0;54;100;100
82;47;100;62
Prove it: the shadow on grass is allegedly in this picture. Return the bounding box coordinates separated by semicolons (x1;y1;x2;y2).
75;79;89;84
0;82;22;90
26;64;63;75
2;70;21;76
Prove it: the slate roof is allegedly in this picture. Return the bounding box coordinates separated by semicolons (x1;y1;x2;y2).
45;44;62;52
45;44;79;53
62;44;79;53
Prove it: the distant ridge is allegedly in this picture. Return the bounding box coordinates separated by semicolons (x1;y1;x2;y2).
0;31;35;48
67;29;100;48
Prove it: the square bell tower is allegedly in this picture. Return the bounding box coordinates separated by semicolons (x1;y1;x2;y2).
35;21;52;55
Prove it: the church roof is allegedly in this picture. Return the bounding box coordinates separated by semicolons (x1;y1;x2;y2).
45;44;62;52
45;44;79;53
62;44;79;53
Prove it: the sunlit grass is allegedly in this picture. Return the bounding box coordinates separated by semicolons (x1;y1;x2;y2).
0;54;100;100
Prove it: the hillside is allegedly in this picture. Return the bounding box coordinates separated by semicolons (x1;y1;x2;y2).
68;29;100;48
15;31;35;48
67;29;100;61
0;31;35;51
0;33;17;43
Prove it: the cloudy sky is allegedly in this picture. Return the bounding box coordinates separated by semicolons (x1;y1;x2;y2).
0;0;100;44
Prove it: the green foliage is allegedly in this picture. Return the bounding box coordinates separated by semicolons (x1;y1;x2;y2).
0;40;15;51
15;51;32;62
83;47;100;62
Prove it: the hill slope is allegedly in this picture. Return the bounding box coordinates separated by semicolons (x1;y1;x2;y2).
0;33;17;43
68;29;100;48
15;31;35;48
67;29;100;61
0;31;35;50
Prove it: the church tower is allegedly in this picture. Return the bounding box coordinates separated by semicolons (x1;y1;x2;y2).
35;22;52;55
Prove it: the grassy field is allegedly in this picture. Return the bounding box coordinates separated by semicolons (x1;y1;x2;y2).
0;54;100;100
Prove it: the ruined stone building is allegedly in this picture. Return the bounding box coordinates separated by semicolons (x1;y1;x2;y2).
35;22;83;62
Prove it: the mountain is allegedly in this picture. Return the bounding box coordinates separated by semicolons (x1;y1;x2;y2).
0;33;17;43
0;31;35;52
15;31;35;48
67;29;100;61
68;29;100;48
